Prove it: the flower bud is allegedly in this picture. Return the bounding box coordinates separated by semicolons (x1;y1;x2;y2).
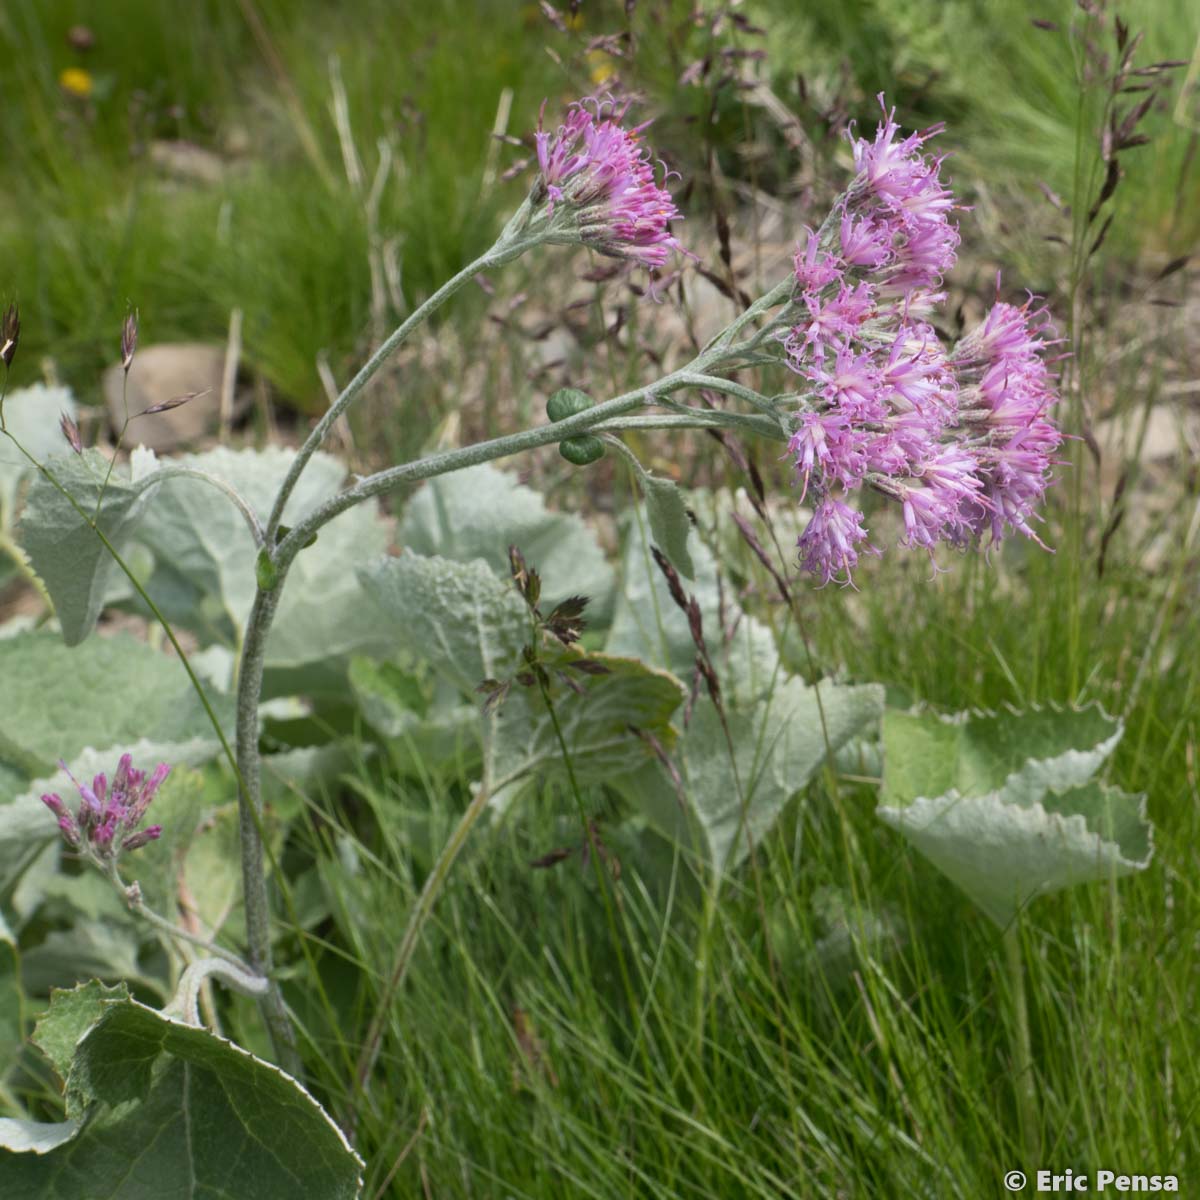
41;794;81;848
559;435;605;465
121;825;163;853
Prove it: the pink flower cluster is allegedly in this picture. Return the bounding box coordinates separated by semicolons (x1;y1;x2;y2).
42;753;170;859
784;97;1062;586
535;97;689;269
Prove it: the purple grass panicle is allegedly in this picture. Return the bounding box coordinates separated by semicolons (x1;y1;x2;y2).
42;753;170;861
780;96;1062;585
534;96;691;269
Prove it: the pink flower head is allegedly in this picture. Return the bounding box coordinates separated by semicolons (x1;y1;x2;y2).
535;96;690;269
888;407;941;462
785;281;876;365
918;446;985;503
787;412;835;494
42;753;171;860
953;295;1057;369
788;411;867;495
878;330;951;413
793;226;843;294
849;96;947;205
977;359;1054;430
884;218;960;294
810;345;886;417
896;481;961;551
778;98;1062;582
796;497;880;587
968;422;1062;548
839;210;894;269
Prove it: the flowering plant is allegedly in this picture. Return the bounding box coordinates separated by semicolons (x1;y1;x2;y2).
0;90;1071;1182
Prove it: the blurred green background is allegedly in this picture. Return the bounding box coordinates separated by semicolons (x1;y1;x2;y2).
2;0;1194;415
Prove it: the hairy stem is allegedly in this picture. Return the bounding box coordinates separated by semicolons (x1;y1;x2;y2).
275;378;685;558
593;412;784;439
677;372;785;422
106;863;250;971
272;352;770;564
233;580;300;1071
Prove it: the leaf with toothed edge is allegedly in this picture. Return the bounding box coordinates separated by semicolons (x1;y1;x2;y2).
879;703;1125;808
0;988;364;1197
877;704;1154;925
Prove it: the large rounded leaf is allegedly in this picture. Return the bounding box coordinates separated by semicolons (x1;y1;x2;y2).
0;986;363;1198
877;705;1154;925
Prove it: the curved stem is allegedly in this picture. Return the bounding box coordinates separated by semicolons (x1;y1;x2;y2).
238;332;777;1081
106;864;249;970
164;957;269;1027
0;530;54;611
263;221;543;545
700;276;793;355
155;466;266;546
277;381;782;561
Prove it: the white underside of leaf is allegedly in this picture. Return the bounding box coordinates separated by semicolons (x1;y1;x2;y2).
877;785;1153;927
0;1117;80;1154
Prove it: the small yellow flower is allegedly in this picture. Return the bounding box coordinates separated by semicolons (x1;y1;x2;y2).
586;49;615;86
58;67;94;98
